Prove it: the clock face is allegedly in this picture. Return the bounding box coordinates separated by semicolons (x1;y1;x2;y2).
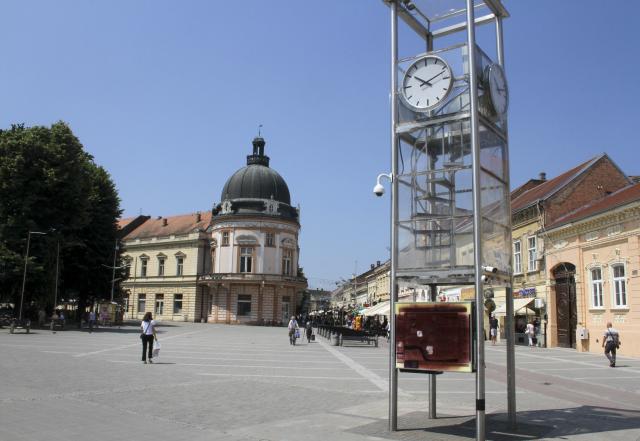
487;63;508;116
401;55;453;111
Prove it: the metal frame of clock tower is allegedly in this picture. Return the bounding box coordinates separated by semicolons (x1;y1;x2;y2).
383;1;514;440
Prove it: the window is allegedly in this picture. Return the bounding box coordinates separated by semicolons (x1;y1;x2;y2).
158;257;165;276
237;294;252;316
173;294;183;314
140;258;148;277
612;264;627;307
282;249;292;276
222;231;230;246
155;294;164;315
513;241;522;274
240;247;253;273
266;232;275;247
138;294;146;313
211;248;216;272
176;256;184;276
527;236;537;272
590;268;603;308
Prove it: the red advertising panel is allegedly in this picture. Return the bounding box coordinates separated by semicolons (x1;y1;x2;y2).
395;302;474;373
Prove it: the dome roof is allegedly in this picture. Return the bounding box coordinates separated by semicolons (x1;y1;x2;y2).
220;137;291;205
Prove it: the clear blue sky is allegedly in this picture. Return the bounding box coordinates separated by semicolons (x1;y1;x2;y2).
2;1;638;290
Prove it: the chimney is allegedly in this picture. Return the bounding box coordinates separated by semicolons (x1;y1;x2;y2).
539;172;546;181
196;211;201;222
162;218;168;227
377;260;381;266
371;264;375;269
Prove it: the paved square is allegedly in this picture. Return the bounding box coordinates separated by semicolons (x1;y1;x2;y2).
1;323;639;440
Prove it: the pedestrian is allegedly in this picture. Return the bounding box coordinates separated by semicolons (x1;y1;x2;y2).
525;321;535;347
602;321;621;367
287;315;299;346
489;314;499;345
386;320;390;342
88;310;96;333
305;321;313;343
140;312;158;364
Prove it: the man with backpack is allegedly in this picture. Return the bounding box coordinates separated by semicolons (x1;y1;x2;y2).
602;321;621;367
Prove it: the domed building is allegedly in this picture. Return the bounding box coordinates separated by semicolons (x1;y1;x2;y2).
199;137;307;324
119;136;306;325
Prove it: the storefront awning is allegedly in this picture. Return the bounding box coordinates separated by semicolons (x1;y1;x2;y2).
493;298;535;317
363;301;390;317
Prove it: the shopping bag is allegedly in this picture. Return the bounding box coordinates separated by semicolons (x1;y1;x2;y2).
295;329;300;339
152;340;161;358
311;334;315;342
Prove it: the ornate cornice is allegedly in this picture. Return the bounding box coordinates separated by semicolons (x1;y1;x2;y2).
211;220;299;233
546;205;640;241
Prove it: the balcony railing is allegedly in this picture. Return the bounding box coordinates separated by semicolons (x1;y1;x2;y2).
198;273;307;284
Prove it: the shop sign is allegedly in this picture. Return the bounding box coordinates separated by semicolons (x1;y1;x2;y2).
515;287;536;298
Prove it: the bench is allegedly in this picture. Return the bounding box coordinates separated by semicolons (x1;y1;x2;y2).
335;327;378;347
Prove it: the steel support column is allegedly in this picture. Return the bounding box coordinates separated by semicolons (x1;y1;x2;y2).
466;1;485;440
388;0;399;432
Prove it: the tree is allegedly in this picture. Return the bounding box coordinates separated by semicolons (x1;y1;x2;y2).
0;122;121;316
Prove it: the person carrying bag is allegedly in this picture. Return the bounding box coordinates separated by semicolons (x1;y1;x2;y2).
140;312;158;364
602;322;621;367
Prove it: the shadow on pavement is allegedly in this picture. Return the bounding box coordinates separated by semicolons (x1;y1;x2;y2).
351;406;640;440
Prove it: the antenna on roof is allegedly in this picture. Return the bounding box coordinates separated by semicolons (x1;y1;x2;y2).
258;124;263;137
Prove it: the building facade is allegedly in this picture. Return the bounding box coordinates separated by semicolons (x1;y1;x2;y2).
496;154;631;346
544;183;640;357
199;137;307;324
121;212;212;322
120;137;307;324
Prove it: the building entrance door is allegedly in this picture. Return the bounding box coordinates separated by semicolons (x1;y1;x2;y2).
553;264;577;348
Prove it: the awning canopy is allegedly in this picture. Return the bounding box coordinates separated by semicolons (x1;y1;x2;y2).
363;301;390;317
493;298;535;317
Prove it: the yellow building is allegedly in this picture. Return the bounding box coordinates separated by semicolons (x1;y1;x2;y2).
120;212;212;322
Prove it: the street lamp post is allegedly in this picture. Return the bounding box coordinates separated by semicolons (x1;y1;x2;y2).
53;237;60;311
19;231;47;320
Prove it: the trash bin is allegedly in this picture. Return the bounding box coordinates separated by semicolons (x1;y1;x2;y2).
330;332;340;346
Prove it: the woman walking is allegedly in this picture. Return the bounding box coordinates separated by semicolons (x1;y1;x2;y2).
140;312;157;364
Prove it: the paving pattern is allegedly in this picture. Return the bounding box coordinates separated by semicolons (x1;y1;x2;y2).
1;322;639;441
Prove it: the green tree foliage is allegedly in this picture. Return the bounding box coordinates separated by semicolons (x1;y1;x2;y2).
0;122;121;315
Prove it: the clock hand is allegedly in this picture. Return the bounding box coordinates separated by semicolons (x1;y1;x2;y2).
413;75;430;86
422;70;446;85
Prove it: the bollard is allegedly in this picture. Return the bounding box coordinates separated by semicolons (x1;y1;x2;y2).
429;373;437;419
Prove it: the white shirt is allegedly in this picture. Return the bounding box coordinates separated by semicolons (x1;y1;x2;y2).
526;323;534;335
287;319;298;330
141;320;156;335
